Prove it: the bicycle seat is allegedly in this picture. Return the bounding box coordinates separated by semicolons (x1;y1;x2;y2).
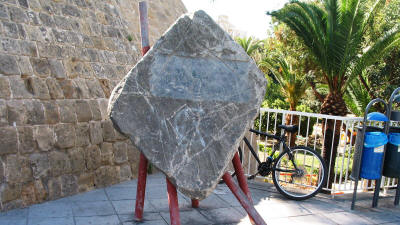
278;124;298;133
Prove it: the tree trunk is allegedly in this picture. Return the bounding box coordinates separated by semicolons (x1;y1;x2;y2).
320;92;347;190
286;106;299;147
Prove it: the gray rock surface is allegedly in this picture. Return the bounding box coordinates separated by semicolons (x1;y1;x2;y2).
108;10;266;200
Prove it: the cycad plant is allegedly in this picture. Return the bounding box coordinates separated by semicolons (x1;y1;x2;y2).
270;0;400;187
235;37;262;56
259;56;308;146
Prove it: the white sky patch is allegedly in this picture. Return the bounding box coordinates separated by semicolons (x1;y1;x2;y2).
181;0;289;39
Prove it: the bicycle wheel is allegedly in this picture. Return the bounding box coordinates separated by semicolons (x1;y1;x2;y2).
272;146;327;200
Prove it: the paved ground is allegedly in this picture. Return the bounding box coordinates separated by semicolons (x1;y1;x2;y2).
1;173;400;225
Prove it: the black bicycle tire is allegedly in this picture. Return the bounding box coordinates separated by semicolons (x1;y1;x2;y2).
272;146;327;201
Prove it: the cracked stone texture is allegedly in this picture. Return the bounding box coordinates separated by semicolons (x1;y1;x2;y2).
108;10;266;200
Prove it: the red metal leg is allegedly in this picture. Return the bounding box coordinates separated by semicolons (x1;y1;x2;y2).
167;178;181;225
232;152;253;203
191;199;199;208
223;172;267;225
134;153;148;221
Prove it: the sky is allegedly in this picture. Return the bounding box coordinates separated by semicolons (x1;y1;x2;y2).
180;0;289;39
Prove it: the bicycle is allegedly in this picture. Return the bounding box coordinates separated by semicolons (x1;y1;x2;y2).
230;125;327;200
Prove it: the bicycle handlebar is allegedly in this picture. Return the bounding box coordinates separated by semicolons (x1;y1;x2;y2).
249;128;281;140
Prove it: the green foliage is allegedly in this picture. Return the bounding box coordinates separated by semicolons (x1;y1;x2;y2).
269;0;400;96
235;37;262;56
344;78;371;116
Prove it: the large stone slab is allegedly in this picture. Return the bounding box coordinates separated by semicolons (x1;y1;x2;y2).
108;10;266;199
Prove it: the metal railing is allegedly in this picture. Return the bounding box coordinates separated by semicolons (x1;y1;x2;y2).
242;108;399;195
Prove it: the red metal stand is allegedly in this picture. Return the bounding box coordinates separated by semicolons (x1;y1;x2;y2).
191;199;199;208
167;178;181;225
134;153;148;221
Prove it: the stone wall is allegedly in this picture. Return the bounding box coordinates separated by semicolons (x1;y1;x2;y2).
0;0;186;211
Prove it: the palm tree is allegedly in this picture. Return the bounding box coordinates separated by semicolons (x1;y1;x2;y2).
259;56;308;146
235;37;262;56
269;0;400;187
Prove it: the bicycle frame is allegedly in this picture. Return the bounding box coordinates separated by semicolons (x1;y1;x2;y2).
242;129;299;177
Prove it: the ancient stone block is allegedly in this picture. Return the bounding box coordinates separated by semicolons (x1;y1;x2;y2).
49;151;71;176
7;100;26;125
8;5;28;23
9;77;32;99
98;98;108;120
108;11;266;199
33;125;54;151
19;40;37;57
119;164;132;181
0;54;20;75
17;126;36;153
47;177;61;200
43;100;59;124
0;4;8;19
85;145;101;170
0;158;4;182
94;165;118;187
98;79;111;98
25;100;45;125
61;174;78;196
101;119;115;142
88;100;101;121
1;183;21;203
39;12;55;27
17;24;26;39
0;127;18;155
26;11;40;26
54;15;71;30
46;78;64;99
89;121;102;145
54;123;75;148
75;123;90;147
29;153;50;178
5;154;32;183
37;43;62;58
62;4;80;17
57;100;77;123
85;79;104;98
0;100;7;126
17;56;33;75
69;148;85;173
2;21;18;38
100;142;113;165
0;77;11;99
75;100;92;122
77;172;94;192
0;37;20;54
58;79;77;99
18;0;28;8
26;77;50;99
74;79;90;99
113;141;127;164
49;59;66;78
30;58;51;77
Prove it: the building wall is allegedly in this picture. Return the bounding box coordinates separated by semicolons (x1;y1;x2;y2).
0;0;186;211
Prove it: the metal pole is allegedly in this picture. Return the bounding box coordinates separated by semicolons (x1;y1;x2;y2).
134;153;148;221
191;199;199;208
232;152;253;203
134;2;151;221
167;178;181;225
395;182;400;205
222;172;267;225
139;1;150;55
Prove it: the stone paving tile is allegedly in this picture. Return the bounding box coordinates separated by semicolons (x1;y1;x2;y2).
27;217;75;225
0;217;27;225
123;219;168;225
161;210;212;225
0;208;28;218
71;201;116;217
105;186;137;201
148;196;191;212
112;199;156;214
288;214;337;225
198;207;247;224
67;189;108;202
29;201;73;218
323;211;374;224
195;194;232;210
119;212;163;222
298;198;347;214
75;215;120;225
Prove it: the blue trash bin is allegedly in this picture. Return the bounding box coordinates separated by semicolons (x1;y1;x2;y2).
360;132;388;179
